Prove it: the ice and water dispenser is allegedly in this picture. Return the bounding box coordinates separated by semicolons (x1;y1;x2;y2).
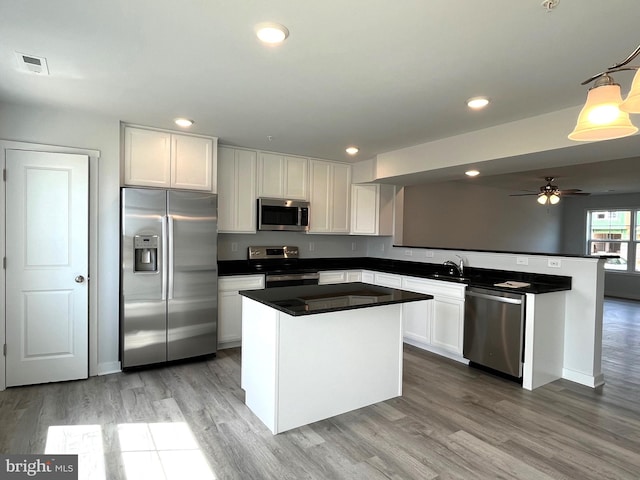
134;235;158;272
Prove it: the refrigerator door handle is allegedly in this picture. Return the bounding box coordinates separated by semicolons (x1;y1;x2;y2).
167;215;175;300
161;215;168;301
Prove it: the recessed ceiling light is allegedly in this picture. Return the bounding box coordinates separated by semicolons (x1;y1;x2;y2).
465;170;480;177
345;146;359;155
255;23;289;44
174;118;194;128
467;97;490;110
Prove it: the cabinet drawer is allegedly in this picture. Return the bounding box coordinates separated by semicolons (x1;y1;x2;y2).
374;272;402;289
219;274;265;292
402;276;465;299
319;271;347;284
346;270;362;282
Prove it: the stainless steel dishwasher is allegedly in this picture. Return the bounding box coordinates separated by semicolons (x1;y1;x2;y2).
463;287;526;378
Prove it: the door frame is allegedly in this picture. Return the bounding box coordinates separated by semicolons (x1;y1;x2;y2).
1;140;100;391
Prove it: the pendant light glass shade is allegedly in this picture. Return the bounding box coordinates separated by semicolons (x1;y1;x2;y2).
568;83;638;141
537;194;548;205
620;70;640;113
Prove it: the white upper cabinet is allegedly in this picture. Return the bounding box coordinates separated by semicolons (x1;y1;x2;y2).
218;146;257;233
258;153;308;200
309;160;351;233
350;183;395;236
123;126;217;192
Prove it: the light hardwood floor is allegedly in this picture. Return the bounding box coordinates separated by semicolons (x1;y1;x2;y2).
1;298;640;479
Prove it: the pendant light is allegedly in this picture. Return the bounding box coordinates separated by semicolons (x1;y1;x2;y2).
620;69;640;113
569;45;640;142
568;75;637;141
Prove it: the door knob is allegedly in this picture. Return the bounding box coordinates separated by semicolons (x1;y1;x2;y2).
75;275;85;283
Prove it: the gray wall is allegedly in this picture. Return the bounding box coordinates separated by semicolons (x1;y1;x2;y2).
561;192;640;300
401;181;562;253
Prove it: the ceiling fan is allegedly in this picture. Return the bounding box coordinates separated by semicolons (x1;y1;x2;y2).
510;177;590;205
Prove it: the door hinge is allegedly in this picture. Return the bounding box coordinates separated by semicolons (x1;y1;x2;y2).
2;257;5;269
2;344;6;357
2;169;5;181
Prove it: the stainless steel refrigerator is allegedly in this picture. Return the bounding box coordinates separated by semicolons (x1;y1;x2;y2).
120;187;218;368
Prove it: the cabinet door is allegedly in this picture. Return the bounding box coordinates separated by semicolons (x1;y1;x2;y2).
403;300;432;345
218;147;257;233
218;290;243;345
258;152;285;198
124;127;171;187
351;184;378;235
283;155;308;200
431;298;464;354
309;160;331;232
171;135;214;191
331;162;351;233
258;154;308;200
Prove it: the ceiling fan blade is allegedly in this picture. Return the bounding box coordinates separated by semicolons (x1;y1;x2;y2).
509;193;538;196
559;188;583;194
561;191;591;196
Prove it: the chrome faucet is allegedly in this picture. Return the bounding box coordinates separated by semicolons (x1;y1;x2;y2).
444;255;465;277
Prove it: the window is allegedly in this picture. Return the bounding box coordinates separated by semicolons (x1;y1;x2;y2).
586;209;639;272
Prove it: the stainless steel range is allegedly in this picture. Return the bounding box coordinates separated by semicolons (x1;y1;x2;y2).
248;246;319;288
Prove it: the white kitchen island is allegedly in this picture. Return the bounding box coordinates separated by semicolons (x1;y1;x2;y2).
240;283;432;434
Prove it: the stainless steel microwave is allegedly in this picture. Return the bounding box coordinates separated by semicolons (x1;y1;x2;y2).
258;198;310;232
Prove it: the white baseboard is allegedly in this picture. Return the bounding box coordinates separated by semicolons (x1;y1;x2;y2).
562;368;605;388
97;361;122;376
403;338;468;365
218;340;241;350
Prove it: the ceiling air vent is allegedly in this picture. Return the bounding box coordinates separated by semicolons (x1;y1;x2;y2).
15;52;49;75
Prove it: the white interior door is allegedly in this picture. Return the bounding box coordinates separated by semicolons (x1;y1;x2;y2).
5;149;89;387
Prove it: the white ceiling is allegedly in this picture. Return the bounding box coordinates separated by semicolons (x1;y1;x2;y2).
1;0;639;188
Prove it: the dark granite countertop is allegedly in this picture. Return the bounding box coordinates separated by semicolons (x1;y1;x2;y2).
239;282;433;316
220;257;572;295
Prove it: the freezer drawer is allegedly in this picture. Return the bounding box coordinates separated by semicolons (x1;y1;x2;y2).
463;287;525;378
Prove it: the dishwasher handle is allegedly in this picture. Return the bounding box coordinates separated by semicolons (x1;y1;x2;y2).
466;289;523;305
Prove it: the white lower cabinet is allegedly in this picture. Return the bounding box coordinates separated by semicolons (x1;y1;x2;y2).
431;296;464;354
218;275;264;348
401;276;466;361
402;300;433;345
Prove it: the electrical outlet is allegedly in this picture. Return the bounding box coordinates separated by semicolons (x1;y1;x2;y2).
309;242;315;252
424;251;434;258
351;242;357;251
405;250;413;256
380;243;385;252
231;242;238;252
548;258;561;268
516;257;528;265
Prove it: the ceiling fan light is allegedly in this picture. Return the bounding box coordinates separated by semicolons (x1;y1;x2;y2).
549;193;560;205
537;194;548;205
620;69;640;113
568;84;638;141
